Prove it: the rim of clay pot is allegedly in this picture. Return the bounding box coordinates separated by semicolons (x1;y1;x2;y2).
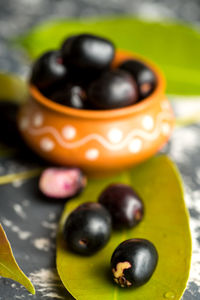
30;50;166;120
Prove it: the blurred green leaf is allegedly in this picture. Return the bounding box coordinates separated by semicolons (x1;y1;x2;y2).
57;155;191;300
0;224;35;294
15;17;200;95
0;73;28;104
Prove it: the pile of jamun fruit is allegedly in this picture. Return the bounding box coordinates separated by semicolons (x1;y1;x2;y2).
30;33;157;110
39;167;158;289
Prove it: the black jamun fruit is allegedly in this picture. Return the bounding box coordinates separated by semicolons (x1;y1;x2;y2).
61;33;115;71
118;59;157;99
111;239;158;288
50;84;87;109
98;183;144;229
88;70;138;109
68;67;103;90
63;202;112;255
30;50;67;90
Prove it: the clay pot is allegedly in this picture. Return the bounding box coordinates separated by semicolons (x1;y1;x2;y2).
18;50;174;176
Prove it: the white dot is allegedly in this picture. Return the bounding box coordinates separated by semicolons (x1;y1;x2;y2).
162;123;171;136
85;148;99;160
129;138;142;153
62;125;76;140
108;128;123;144
142;115;154;131
40;138;55;152
33;113;43;127
19;117;29;130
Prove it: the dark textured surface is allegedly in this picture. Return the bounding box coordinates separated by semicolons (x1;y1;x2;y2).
0;151;74;299
0;1;200;299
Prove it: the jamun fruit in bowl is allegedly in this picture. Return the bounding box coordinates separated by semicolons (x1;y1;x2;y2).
17;33;174;176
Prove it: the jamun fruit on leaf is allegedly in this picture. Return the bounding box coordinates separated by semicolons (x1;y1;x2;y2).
111;239;158;288
63;202;112;255
99;183;144;229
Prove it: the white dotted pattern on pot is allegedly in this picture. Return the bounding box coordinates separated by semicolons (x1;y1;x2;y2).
85;148;99;161
107;128;123;144
40;137;55;152
33;113;44;127
162;122;171;136
142;115;154;131
62;125;76;140
19;117;29;130
129;138;142;153
22;108;172;159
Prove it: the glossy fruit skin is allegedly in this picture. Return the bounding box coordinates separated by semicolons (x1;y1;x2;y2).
61;33;115;71
30;50;67;90
111;239;158;288
118;59;157;99
50;85;87;109
98;183;144;229
88;70;138;109
63;202;112;255
70;67;103;90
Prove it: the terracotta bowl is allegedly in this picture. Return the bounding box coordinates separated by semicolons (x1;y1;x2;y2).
17;50;174;176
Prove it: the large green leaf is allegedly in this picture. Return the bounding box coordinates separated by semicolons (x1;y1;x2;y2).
16;17;200;95
0;224;35;294
56;155;191;300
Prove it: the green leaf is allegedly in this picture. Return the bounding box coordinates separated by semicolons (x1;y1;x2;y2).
0;73;28;104
0;168;43;185
15;17;200;95
57;155;191;300
0;224;35;294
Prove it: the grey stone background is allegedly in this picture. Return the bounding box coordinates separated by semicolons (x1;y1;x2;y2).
0;1;200;300
0;0;200;75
